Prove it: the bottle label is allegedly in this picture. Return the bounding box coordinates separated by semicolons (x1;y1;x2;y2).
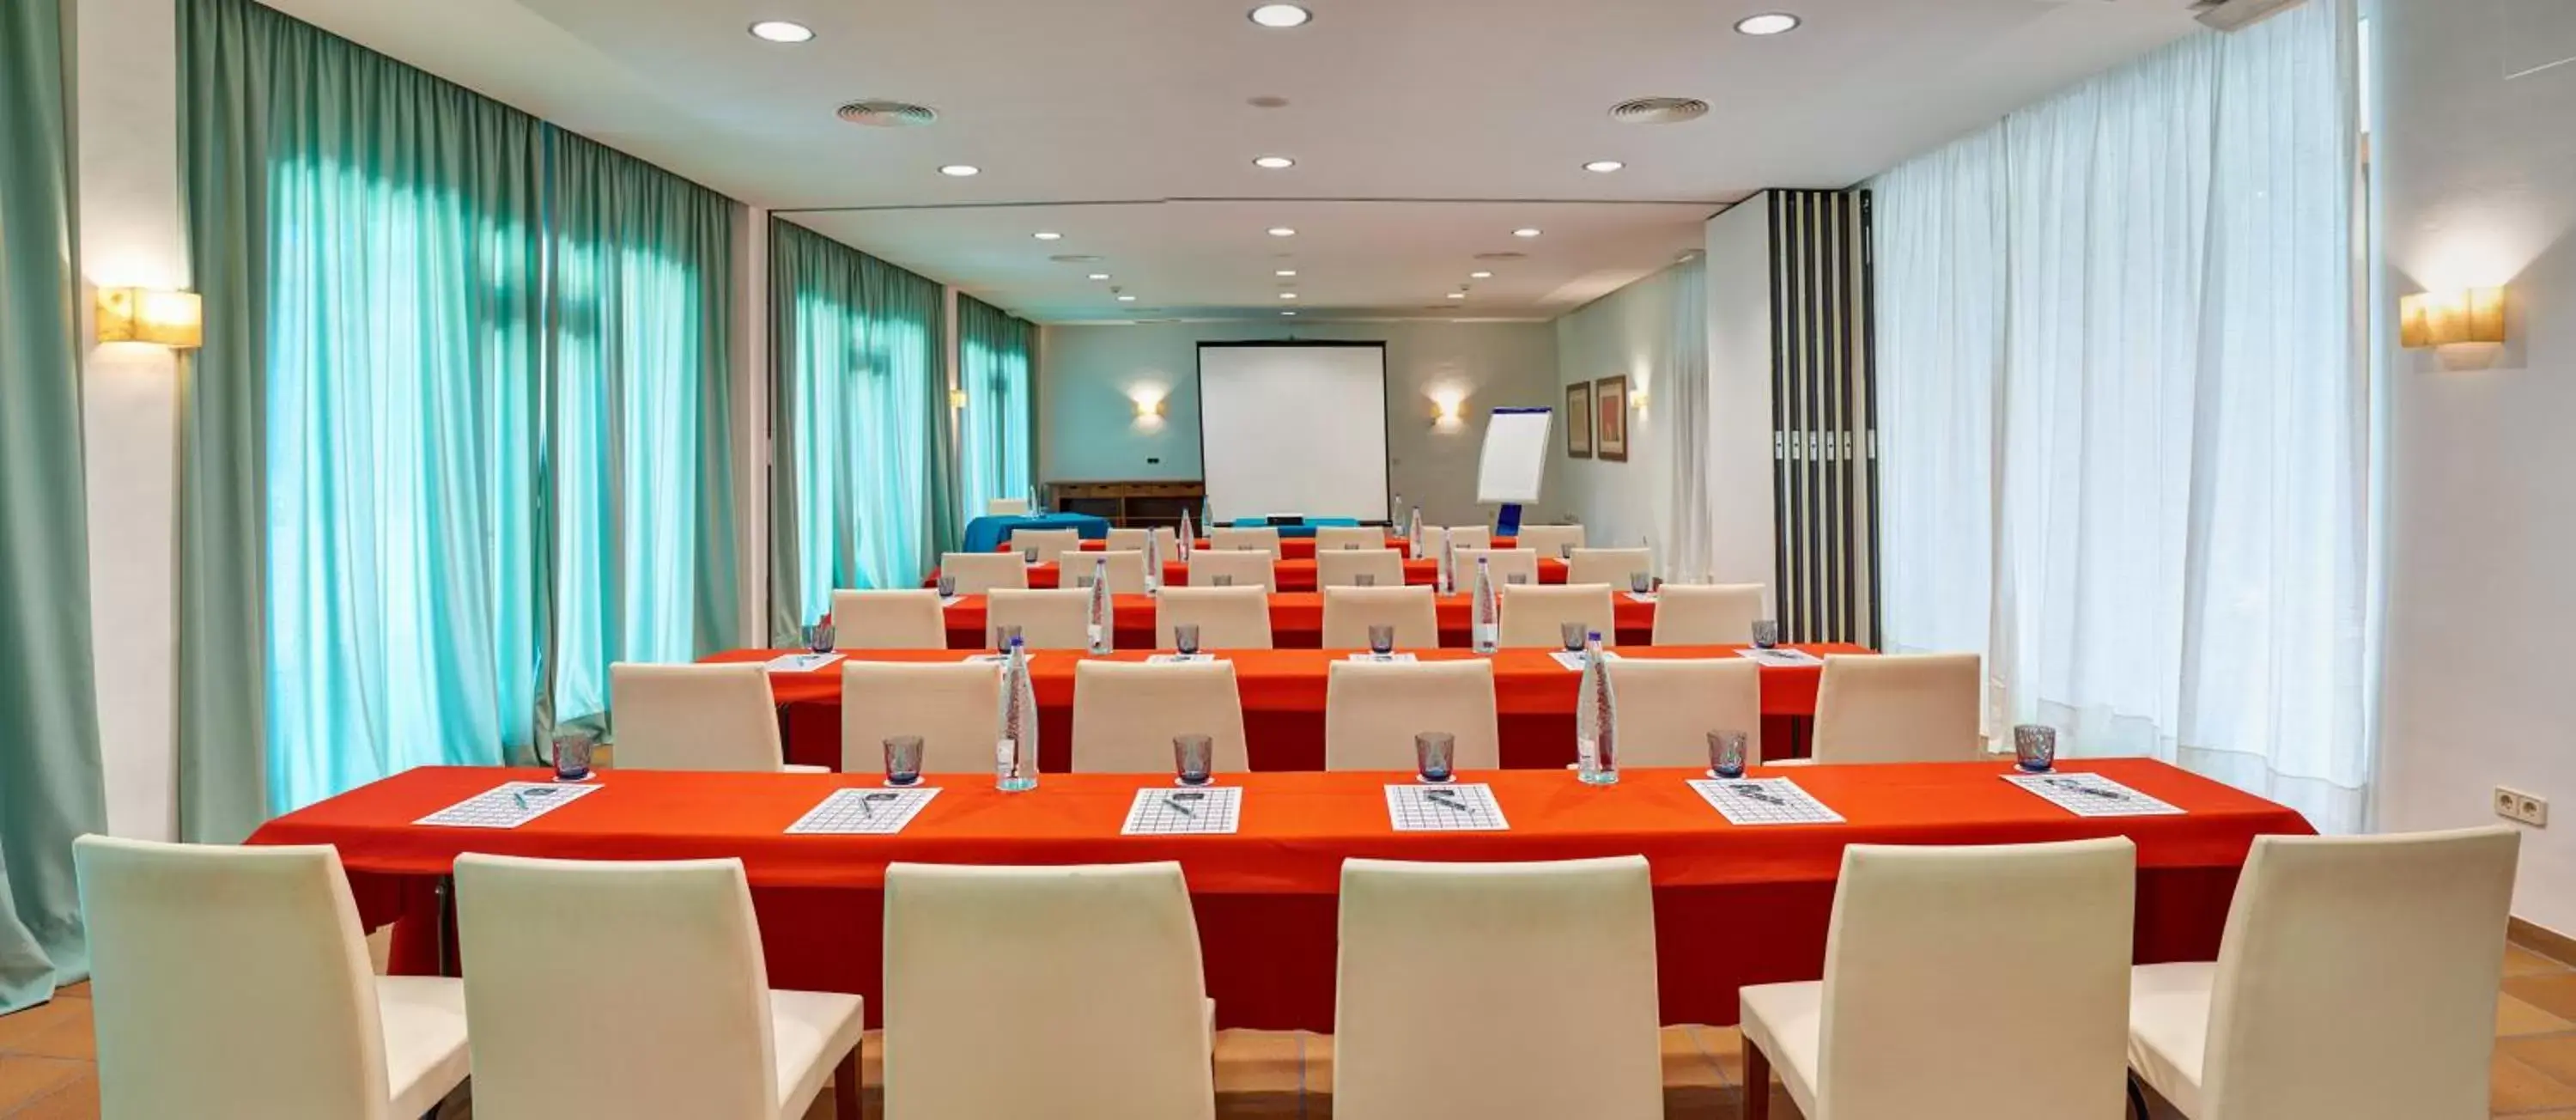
1473;623;1497;648
1577;738;1601;771
995;738;1016;774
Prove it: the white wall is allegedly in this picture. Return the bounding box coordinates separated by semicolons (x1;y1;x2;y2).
1705;200;1779;591
1036;320;1562;527
2375;0;2576;933
1552;265;1676;553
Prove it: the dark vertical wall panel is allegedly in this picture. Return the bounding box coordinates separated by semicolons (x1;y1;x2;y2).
1766;190;1880;648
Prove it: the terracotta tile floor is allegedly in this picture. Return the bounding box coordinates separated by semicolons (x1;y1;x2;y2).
9;941;2575;1118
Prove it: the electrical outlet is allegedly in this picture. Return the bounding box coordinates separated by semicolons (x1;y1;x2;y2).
2497;786;2549;827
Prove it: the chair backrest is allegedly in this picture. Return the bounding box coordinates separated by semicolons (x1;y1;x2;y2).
1810;652;1984;763
1817;839;2136;1119
831;588;948;650
1650;583;1767;645
1498;583;1618;648
1208;526;1283;557
1316;548;1406;589
1603;658;1764;766
1335;856;1661;1120
1324;659;1498;771
842;660;1005;776
1437;525;1492;551
1154;586;1273;649
1320;586;1440;648
884;862;1214;1120
1070;660;1249;773
77;837;392;1120
1009;527;1082;563
1103;527;1150;553
940;551;1029;594
454;855;777;1118
1147;527;1182;563
1070;550;1151;594
986;588;1092;650
1456;546;1540;587
1514;524;1586;558
2197;827;2519;1120
1566;547;1652;588
1314;525;1385;551
610;663;787;772
1185;549;1276;591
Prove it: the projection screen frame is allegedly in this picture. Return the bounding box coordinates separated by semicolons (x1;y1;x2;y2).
1193;340;1394;524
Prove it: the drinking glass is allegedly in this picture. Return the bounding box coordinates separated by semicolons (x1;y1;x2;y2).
1023;547;1039;564
1751;618;1780;649
937;574;957;598
1631;572;1653;595
1559;621;1587;653
2014;725;2058;773
1175;623;1201;658
991;624;1022;653
1559;545;1576;560
1173;734;1214;787
1507;573;1530;586
1708;730;1749;780
1368;624;1396;658
1073;571;1095;589
883;736;924;787
1355;573;1377;587
1415;732;1456;783
1213;574;1235;587
550;731;596;782
805;623;835;654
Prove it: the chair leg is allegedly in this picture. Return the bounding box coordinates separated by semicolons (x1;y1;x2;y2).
2125;1073;2152;1120
832;1044;862;1120
1743;1040;1771;1120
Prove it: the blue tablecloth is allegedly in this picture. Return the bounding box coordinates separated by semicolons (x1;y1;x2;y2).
963;512;1112;554
1220;517;1360;539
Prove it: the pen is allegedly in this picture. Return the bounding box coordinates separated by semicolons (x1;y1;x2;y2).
1728;783;1788;807
2044;778;2128;800
1163;794;1195;818
1425;788;1474;813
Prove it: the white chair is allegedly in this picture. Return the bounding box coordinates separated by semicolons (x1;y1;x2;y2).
75;837;471;1120
1321;586;1440;649
1155;586;1274;649
884;862;1215;1120
1068;549;1152;594
986;497;1029;516
1436;525;1492;552
1807;652;1984;763
1741;838;2137;1120
830;588;947;650
1010;527;1082;563
1186;549;1276;591
939;551;1029;595
1103;527;1151;553
1651;583;1768;646
1336;856;1661;1120
2125;827;2519;1120
1316;547;1406;588
1603;658;1765;766
1498;583;1618;648
1209;525;1284;556
1324;658;1498;771
1455;546;1540;587
986;587;1092;650
1514;523;1586;559
1566;547;1652;589
1315;525;1385;551
1147;527;1182;564
1071;660;1250;773
842;660;1003;776
611;663;820;773
454;855;863;1120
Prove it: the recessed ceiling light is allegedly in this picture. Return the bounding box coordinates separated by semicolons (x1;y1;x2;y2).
1088;273;1110;281
1583;160;1625;173
1280;292;1299;300
1267;227;1297;237
1470;271;1493;279
1248;3;1311;28
1253;155;1297;169
1447;292;1467;299
1117;294;1138;301
1735;12;1801;35
939;164;981;177
1033;231;1062;240
748;20;814;42
1512;228;1542;238
1275;269;1298;277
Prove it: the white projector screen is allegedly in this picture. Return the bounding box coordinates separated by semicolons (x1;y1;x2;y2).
1197;343;1390;522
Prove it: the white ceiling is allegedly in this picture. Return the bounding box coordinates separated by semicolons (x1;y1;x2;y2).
258;0;2202;323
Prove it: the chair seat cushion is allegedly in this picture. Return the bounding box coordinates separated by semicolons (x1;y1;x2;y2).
771;989;866;1118
1738;981;1823;1117
2128;962;2215;1118
377;976;472;1117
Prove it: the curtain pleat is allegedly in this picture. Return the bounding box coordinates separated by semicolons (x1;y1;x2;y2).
957;295;1036;517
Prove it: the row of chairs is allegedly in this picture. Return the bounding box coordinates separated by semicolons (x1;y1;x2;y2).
996;521;1575;563
610;651;1984;776
951;544;1651;593
76;825;2521;1119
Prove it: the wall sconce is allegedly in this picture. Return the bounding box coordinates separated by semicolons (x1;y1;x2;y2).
949;388;969;411
1130;390;1166;423
1431;393;1466;429
2401;288;2506;349
96;287;203;349
1630;387;1649;410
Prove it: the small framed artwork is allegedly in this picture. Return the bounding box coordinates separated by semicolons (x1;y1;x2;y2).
1565;382;1594;459
1595;376;1629;461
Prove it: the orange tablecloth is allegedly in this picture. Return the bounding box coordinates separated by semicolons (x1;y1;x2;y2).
714;644;1861;771
934;592;1656;650
980;557;1570;593
1044;536;1527;561
251;761;2313;1029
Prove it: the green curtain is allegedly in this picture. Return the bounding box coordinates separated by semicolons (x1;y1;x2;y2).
769;220;945;641
0;0;110;1015
543;131;738;732
957;295;1035;515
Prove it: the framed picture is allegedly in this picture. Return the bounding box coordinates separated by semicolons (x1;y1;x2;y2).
1595;376;1629;461
1564;382;1594;459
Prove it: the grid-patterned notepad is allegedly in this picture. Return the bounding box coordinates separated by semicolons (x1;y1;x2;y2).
1385;782;1510;831
1689;777;1844;825
1735;648;1824;667
2005;772;2185;818
939;595;966;608
1625;592;1658;604
1548;649;1623;671
1146;654;1224;665
1344;653;1420;663
1122;787;1242;836
415;782;604;829
785;787;942;835
766;652;844;673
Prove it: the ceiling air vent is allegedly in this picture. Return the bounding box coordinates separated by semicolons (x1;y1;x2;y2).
835;100;939;127
1609;96;1709;125
1473;252;1528;262
1048;254;1104;264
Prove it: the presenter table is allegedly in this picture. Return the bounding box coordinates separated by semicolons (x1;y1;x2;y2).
933;592;1657;649
959;512;1110;555
252;760;2313;1031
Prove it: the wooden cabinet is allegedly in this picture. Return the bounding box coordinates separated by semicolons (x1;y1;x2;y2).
1048;481;1206;530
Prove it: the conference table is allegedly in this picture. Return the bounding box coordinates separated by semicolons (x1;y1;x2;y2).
712;644;1862;772
1045;535;1529;561
929;591;1658;649
249;760;2314;1031
995;556;1571;593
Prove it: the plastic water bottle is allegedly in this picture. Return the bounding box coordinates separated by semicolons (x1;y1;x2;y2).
1087;557;1113;654
1576;630;1619;786
1178;507;1196;563
1471;557;1498;654
1438;534;1455;595
996;637;1039;792
1406;506;1425;560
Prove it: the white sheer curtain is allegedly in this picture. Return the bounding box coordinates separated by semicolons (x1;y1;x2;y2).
1874;0;2367;831
1662;257;1715;580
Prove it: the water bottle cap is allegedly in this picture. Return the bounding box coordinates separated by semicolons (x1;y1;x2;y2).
1009;636;1025;648
1589;630;1603;641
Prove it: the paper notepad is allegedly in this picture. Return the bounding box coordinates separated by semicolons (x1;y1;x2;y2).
1385;783;1509;831
1625;592;1657;604
415;782;604;829
1146;654;1224;665
786;788;942;835
2005;772;2184;818
938;595;965;608
766;652;845;673
1122;787;1242;835
1690;777;1844;825
1547;650;1622;671
961;653;1042;666
1345;652;1420;663
1735;648;1824;667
